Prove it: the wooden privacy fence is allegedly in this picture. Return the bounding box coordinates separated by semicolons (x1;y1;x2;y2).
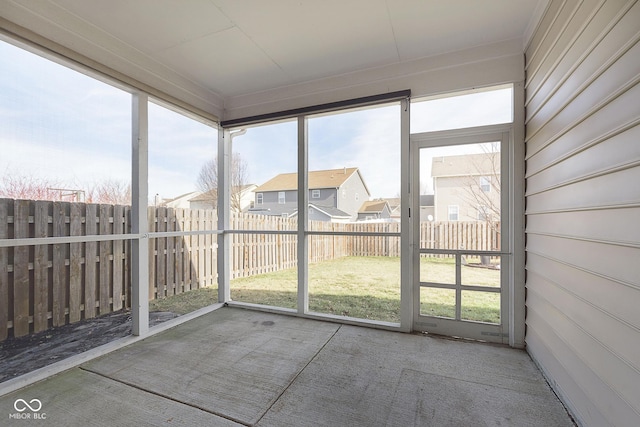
419;220;501;254
0;199;130;341
148;207;217;300
0;198;499;340
0;199;218;341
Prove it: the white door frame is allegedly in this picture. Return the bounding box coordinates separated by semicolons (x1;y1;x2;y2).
410;123;513;344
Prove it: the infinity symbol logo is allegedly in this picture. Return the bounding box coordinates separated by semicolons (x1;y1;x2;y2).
14;398;42;412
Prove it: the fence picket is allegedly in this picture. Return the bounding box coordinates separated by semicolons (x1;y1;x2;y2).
112;205;124;311
166;208;175;296
175;209;184;294
183;209;193;291
189;209;198;289
98;205;111;316
33;201;49;332
52;202;68;326
148;207;156;300
156;207;166;298
85;204;98;319
196;210;205;288
69;203;83;322
204;210;212;286
13;200;30;337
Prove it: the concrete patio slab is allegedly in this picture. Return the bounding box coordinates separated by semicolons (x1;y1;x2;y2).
82;308;340;425
257;326;571;426
0;308;574;426
0;369;242;426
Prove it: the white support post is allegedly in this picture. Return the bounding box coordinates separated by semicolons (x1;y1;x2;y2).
400;97;413;332
217;128;231;303
131;93;149;336
510;81;526;348
297;116;309;314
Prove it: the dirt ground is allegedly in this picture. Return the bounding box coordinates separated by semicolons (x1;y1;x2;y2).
0;311;178;383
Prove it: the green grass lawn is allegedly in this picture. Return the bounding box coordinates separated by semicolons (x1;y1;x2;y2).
151;256;500;324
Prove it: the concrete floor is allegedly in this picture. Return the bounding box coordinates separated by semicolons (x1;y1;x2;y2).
0;308;574;426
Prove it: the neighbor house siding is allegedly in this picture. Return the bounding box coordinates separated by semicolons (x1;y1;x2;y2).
337;172;369;220
309;188;336;208
433;176;500;222
524;1;640;426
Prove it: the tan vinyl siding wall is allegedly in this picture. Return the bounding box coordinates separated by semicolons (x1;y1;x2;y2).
524;1;640;426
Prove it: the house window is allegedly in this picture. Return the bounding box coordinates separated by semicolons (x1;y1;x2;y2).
448;205;459;221
256;193;263;205
311;189;320;199
480;176;491;192
278;191;285;204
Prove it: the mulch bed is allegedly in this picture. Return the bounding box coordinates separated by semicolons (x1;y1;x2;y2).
0;311;178;383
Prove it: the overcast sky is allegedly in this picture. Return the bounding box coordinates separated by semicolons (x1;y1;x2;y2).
0;39;511;201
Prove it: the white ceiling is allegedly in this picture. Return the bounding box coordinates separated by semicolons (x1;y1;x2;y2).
1;0;546;118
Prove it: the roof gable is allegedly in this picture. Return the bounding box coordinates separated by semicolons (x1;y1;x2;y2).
255;167;360;192
431;153;500;177
359;200;390;214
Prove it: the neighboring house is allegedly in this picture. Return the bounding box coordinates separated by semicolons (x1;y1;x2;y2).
164;191;201;209
378;196;433;221
188;190;216;210
357;200;392;221
250;167;370;222
383;197;401;220
431;153;500;221
189;184;257;211
419;194;435;221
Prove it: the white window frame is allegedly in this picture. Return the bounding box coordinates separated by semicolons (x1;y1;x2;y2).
480;176;491;192
256;193;263;205
278;191;285;204
448;205;459;221
311;189;320;199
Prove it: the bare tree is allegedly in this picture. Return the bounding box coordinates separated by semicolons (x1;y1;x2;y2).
0;172;132;205
456;145;501;264
86;179;131;205
196;153;249;212
0;174;63;200
458;144;501;223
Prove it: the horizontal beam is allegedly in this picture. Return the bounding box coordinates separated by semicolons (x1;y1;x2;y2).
221;90;411;128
